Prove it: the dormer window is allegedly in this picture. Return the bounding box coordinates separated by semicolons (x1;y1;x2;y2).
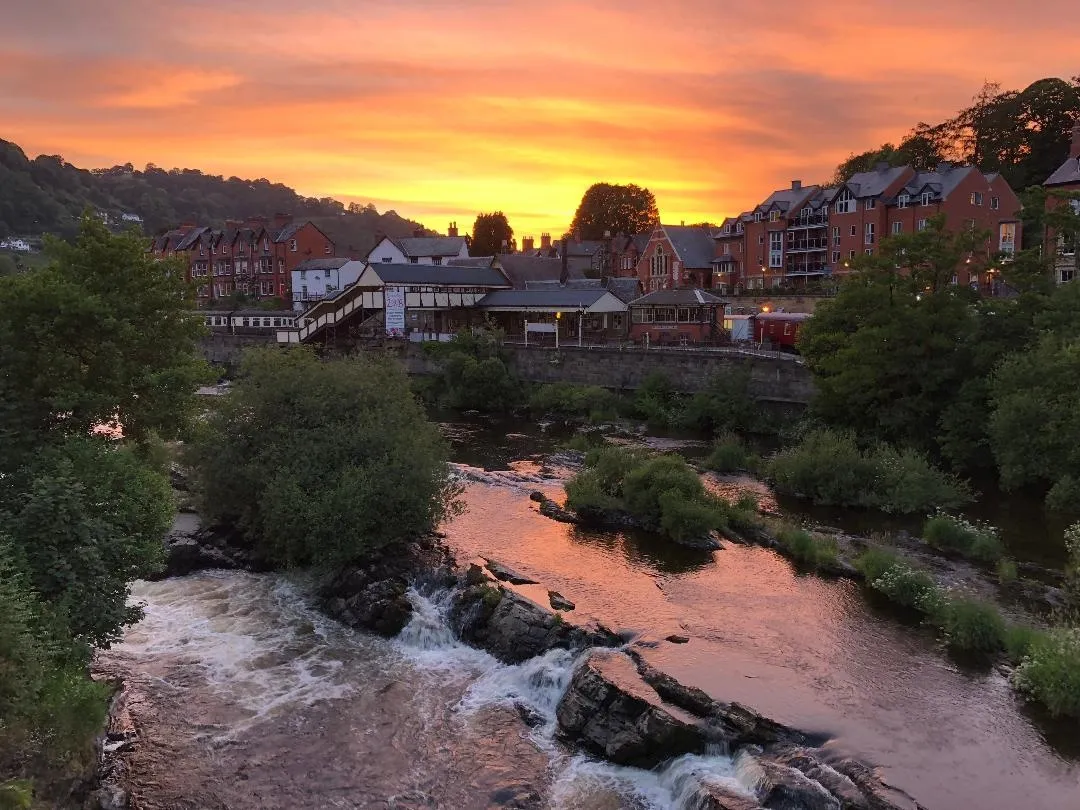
921;192;933;206
769;210;779;222
897;193;910;209
753;211;762;222
834;189;855;214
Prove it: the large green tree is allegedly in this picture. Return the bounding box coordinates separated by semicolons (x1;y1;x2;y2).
188;347;460;568
469;211;515;256
568;183;659;240
0;214;210;467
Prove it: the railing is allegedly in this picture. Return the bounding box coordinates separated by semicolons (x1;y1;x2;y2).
786;237;828;252
787;213;828;228
503;337;805;362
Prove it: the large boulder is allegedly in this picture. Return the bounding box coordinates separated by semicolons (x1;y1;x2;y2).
555;651;712;768
151;514;252;579
691;784;763;810
452;586;618;663
737;754;841;810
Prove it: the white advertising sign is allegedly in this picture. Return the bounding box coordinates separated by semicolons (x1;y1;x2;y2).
384;287;406;336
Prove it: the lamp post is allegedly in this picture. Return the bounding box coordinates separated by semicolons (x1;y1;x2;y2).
555;310;561;350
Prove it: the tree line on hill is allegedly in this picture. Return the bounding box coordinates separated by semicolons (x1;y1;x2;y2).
0;138;427;254
832;76;1080;193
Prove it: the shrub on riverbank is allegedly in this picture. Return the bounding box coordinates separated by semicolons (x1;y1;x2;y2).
775;525;839;570
564;446;753;543
767;429;970;513
189;348;460;568
938;597;1006;653
528;382;619;421
923;512;1004;564
420;330;524;412
703;434;751;473
1012;626;1080;719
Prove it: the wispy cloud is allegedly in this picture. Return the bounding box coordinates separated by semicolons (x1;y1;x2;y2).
1;0;1076;234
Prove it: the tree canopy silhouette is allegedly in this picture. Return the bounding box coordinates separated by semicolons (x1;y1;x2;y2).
569;183;659;241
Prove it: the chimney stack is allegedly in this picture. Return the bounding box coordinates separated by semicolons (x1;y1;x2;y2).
1071;117;1080;160
448;221;458;237
560;239;568;285
791;180;802;190
540;232;551;251
272;213;293;229
522;236;535;254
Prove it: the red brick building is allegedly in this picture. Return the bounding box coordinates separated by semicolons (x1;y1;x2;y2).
628;288;726;344
1044;120;1080;284
152;214;334;306
636;224;716;291
713;164;1022;294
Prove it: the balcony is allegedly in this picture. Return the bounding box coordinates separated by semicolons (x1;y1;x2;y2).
787;212;829;229
786;236;828;253
785;259;830;276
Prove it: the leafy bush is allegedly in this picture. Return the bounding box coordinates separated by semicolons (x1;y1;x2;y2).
188;348;459;568
678;372;759;435
1045;475;1080;514
704;434;749;473
1004;624;1045;662
529;383;618;420
775;525;839;570
923;512;1004;564
633;372;683;428
563;470;620;516
658;492;723;544
938;597;1006;653
1012;626;1080;719
768;429;970;514
854;546;902;582
623;455;707;526
869;563;944;613
422;330;524;412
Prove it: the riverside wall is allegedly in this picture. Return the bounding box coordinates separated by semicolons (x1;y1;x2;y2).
197;335;816;405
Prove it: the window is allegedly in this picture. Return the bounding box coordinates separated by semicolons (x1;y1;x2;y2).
849;225;856;237
921;192;933;206
999;222;1016;254
753;211;762;222
409;256;419;264
238;242;245;255
769;210;780;222
432;256;443;266
848;250;856;259
865;199;876;210
832;250;840;263
865;223;875;244
723;243;730;256
324;245;332;255
300;270;306;280
970;192;983;206
650;245;669;279
382;257;392;263
1062;267;1075;283
736;222;743;233
756;234;764;245
832;226;840;246
990;196;1000;210
301;285;308;299
865;248;873;256
892;222;903;235
897;193;910;209
834;189;855;214
278;258;285;269
951;274;959;286
289;239;298;252
263;238;269;252
917;219;929;232
783;323;792;336
325;269;331;278
769;232;783;268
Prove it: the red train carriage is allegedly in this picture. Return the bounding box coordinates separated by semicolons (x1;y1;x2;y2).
753;311;811;352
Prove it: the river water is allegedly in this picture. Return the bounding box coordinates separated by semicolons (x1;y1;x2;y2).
97;417;1080;809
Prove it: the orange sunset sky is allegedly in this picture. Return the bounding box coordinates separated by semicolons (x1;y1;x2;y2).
2;0;1077;236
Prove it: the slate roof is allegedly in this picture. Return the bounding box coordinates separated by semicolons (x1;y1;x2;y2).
396;236;467;257
447;256;496;267
662;225;716;269
175;226;209;251
605;276;641;303
271;222;304;243
840;165;911;199
899;165;972;200
629;288;726;307
1046;156;1080;187
498;255;585;288
366;263;510;287
757;185;818;214
293;257;349;273
476;289;613;308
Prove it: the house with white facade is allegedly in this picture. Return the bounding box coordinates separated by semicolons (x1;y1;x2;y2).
291;258;364;310
366;235;470;265
0;238;31;252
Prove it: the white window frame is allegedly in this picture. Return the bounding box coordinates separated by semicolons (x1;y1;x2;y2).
892;222;903;235
897;193;910;209
865;223;875;244
865;199;876;210
921;192;933;206
834;189;855;215
990;196;1000;210
768;232;783;268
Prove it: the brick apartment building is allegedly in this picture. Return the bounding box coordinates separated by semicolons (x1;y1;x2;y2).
152;214;335;305
1044;120;1080;284
712;163;1022;294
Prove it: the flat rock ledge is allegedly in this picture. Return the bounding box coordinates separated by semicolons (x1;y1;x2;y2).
555;649;925;810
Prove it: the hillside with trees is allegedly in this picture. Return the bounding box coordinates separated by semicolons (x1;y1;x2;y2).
0;138;428;254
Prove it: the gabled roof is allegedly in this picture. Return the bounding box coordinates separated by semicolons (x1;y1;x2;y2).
396;236;467;258
629;288;726;307
175;226;210;251
476;288;627;312
605;276;641;303
293;257;349;273
1046;156;1080;187
447;256;496;267
899;165;972;200
836;165;911;200
661;225;715;269
498;255;585;288
359;263;510;288
756;185;819;214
